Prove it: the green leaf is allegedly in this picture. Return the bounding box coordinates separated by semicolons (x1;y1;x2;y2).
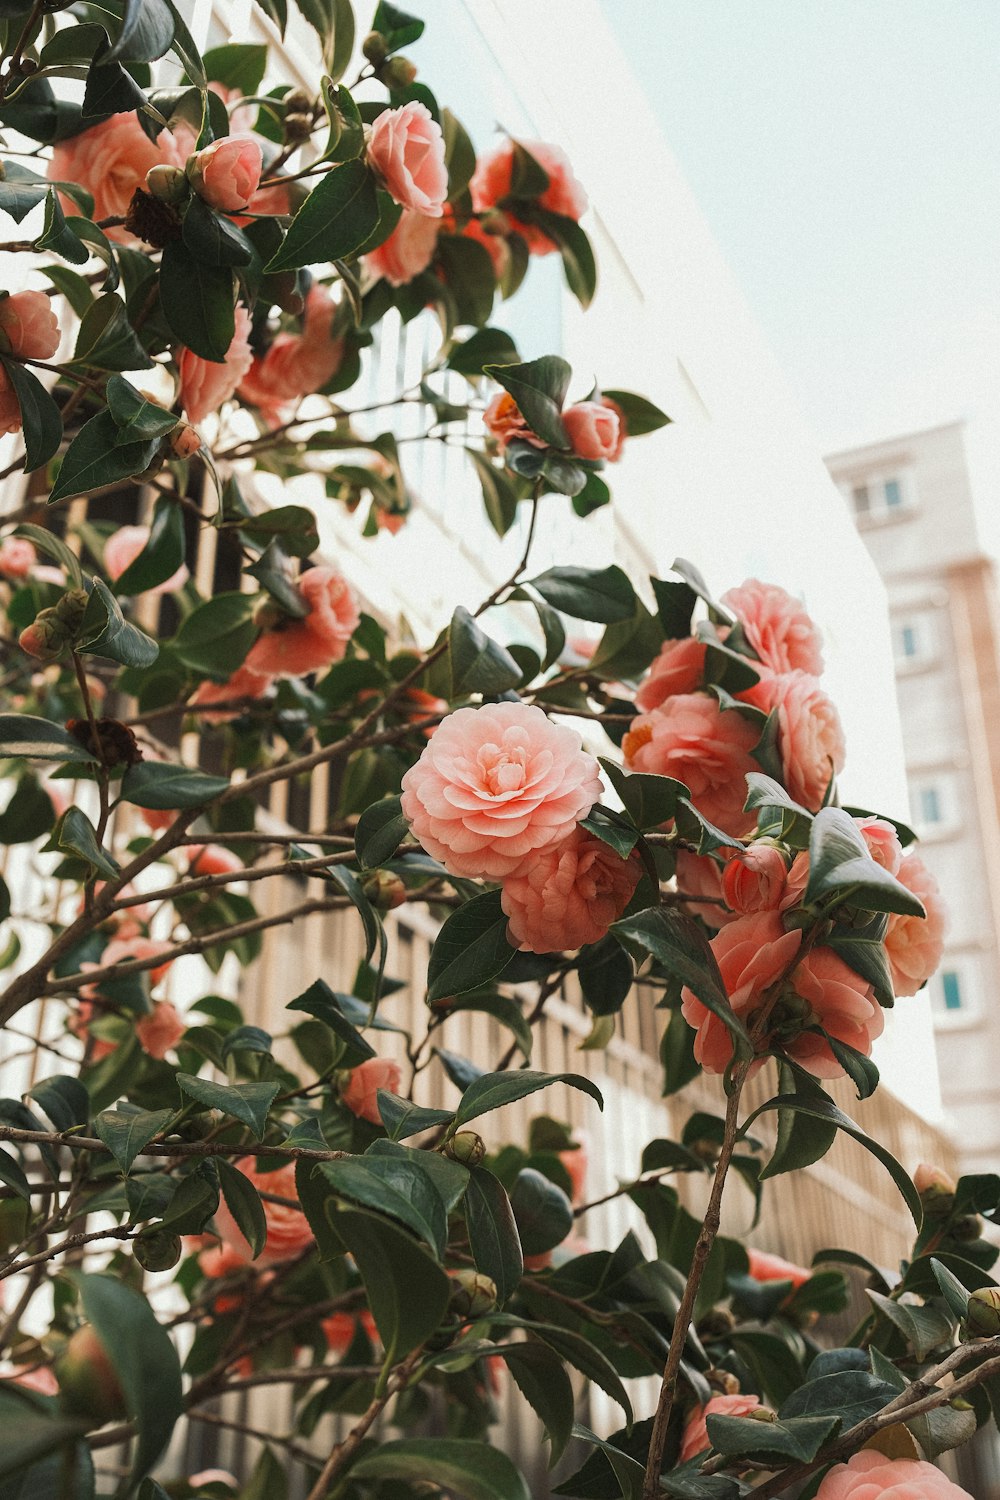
67;1270;183;1488
0;1389;90;1484
823;1034;880;1099
120;760;230;809
287;979;376;1066
579;936;634;1016
779;1367;899;1426
217;1156;267;1259
356;794;408;868
931;1257;982;1318
182;191;254;267
805;806;926;916
29;1074;89;1131
36;189;88;265
72;293;154;372
352;1439;530;1500
265;158;379;273
589;597;665;680
200;42;268;92
0;1144;30;1200
377;1092;455;1141
760;1069;837;1179
602;389;672;437
318;1155;448;1259
171;591;256;675
436;233;496;327
299;0;355;73
371;0;425;50
464;1165;523;1306
706;1412;840;1465
322;861;386;980
94;1106;173;1175
600;757;688;830
165;0;206;82
613;906;753;1063
743;1088;922;1226
501;1340;576;1465
527;208;597;309
527;565;635;623
445;993;533;1060
866;1289;954;1360
112;499;186;595
554;1425;645;1500
826;920;896;1009
467;446;522;538
106;375;179;443
13;524;83;586
48;409;158;505
449;326;519;378
324;1201;451;1361
0;161;50;222
176;1075;279;1138
0;714;95;764
426;889;515;1002
510;1167;572;1256
45;806;119;880
159;240;235;362
484;356;571;448
106;0;174;63
79;577;159;667
448;605;522;694
455;1068;603;1128
0;358;62;472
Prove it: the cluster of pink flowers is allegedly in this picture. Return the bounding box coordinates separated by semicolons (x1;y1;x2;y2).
483;388;625;466
401;702;638;953
0;290;61;437
238;285;345;428
813;1451;972;1498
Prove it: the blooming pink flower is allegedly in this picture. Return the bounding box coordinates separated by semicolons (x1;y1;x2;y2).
238;287;344;427
104;525;189;595
367;102;448;218
0;537;36;579
187;844;244;877
0;290;60;360
780;943;884;1078
48;114;193;242
322;1309;379;1354
471;138;587;256
722;578;824;677
366;207;440;286
188;135;263;212
722;845;788;915
178;303;254;425
341;1057;403;1123
401;702;602;880
244;565;359;679
813;1450;972;1498
99;936;174;989
674;850;736;930
190;664;274;723
559;1139;588;1205
679;1393;763;1464
213;1160;314;1264
885;853;948;997
500;828;640;953
135;1000;185;1060
681;910;803;1073
561;401;621;462
635;638;707;712
623;694;760;838
745;670;846;812
483;390;546;452
746;1247;812;1289
857;815;904;876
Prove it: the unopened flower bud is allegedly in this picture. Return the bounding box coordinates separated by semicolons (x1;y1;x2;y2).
706;1366;740;1394
449;1269;497;1319
18;588;88;660
56;1325;126;1422
134;1228;182;1272
443;1131;486;1167
169;423;201;460
749;1406;778;1423
145;163;189;204
283;111;314;144
252;598;285;632
914;1162;957;1217
967;1287;1000;1336
698;1310;737;1342
380;56;418;88
284;88;313;114
362;30;389;65
361;869;406;911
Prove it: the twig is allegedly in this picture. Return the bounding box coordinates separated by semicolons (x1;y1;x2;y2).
0;1122;348;1166
305;1350;421;1500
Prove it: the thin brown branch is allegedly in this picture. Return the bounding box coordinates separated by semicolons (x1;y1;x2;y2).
305;1350;421;1500
0;1122;348;1166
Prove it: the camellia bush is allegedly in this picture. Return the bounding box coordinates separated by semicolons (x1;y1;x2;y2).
0;3;996;1499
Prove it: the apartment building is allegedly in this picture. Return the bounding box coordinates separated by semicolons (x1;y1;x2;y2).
827;421;1000;1171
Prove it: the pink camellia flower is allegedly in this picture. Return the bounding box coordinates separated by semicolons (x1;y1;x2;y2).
190;664;274;724
244;565;360;679
322;1309;379;1355
779;942;884;1079
779;849;811;912
366;207;440;286
0;369;21;437
681;910;803;1073
471;138;587;256
623;694;760;838
213;1160;314;1264
500;827;641;953
187;135;263;212
722;578;825;677
197;1237;248;1279
341;1057;403;1124
135;1000;185;1060
813;1450;972;1498
914;1162;956;1197
635;638;707;712
187;844;244;877
366;101;448;218
746;670;846;812
679;1393;763;1464
48;114;193;242
561;401;621;462
722;845;788;916
238;287;344;427
99;935;174;989
856;815;904;876
674;850;736;930
0;290;60;360
178;303;254;425
885;853;947;997
401;702;602;880
104;525;189;596
459;215;510;279
0;536;36;579
559;1138;588;1205
482;390;546;452
746;1247;812;1289
12;1365;60;1396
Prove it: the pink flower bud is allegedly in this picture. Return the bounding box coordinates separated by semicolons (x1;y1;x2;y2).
145;163;189;204
169;422;202;459
56;1325;126;1422
188;136;263;212
562;400;621;461
0;289;60;360
341;1057;402;1123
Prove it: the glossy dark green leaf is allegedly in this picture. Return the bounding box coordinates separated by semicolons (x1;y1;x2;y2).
527;207;597;308
483;355;571;448
0;359;62;472
73;293;154;371
111;500;186;596
455;1068;603;1127
36;189;88;265
805;806;926;916
28;1074;88;1131
106;0;175;62
463;1165;523;1306
0;715;95;764
45;806;119;880
553;1424;644;1500
201;41;267;90
287;979;376;1066
0;1144;29;1200
426;889;515;1002
182;191;254;266
319;1155;447;1258
265;158;379;272
0;161;50;222
353;1439;530;1500
445;993;533;1060
356;794;408;868
326;1202;450;1360
120;760;229;809
79;577;159;667
602;389;672;437
528;564;635;623
377;1093;455;1141
94;1106;173;1175
0;1388;90;1484
48;409;158;505
217;1156;267;1258
867;1289;954;1360
510;1167;572;1256
448;605;522;694
371;0;424;50
106;375;179;443
779;1367;899;1426
176;1074;278;1138
159;240;235;362
501;1340;575;1465
600;757;688;830
706;1411;840;1464
449;326;519;378
171;591;257;675
322;862;386;978
467;446;521;538
578;936;634;1016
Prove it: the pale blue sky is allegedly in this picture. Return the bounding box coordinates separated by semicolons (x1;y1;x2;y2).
603;1;1000;458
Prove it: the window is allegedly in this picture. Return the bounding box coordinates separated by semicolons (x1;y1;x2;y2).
847;472;913;523
931;964;979;1027
910;775;958;838
900;624;918;657
940;971;963;1012
852;484;871;517
883;477;903;509
918;785;942;825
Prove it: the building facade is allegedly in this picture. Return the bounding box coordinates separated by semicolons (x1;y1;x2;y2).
827;421;1000;1172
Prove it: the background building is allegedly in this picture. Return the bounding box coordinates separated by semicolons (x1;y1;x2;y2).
827;421;1000;1173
